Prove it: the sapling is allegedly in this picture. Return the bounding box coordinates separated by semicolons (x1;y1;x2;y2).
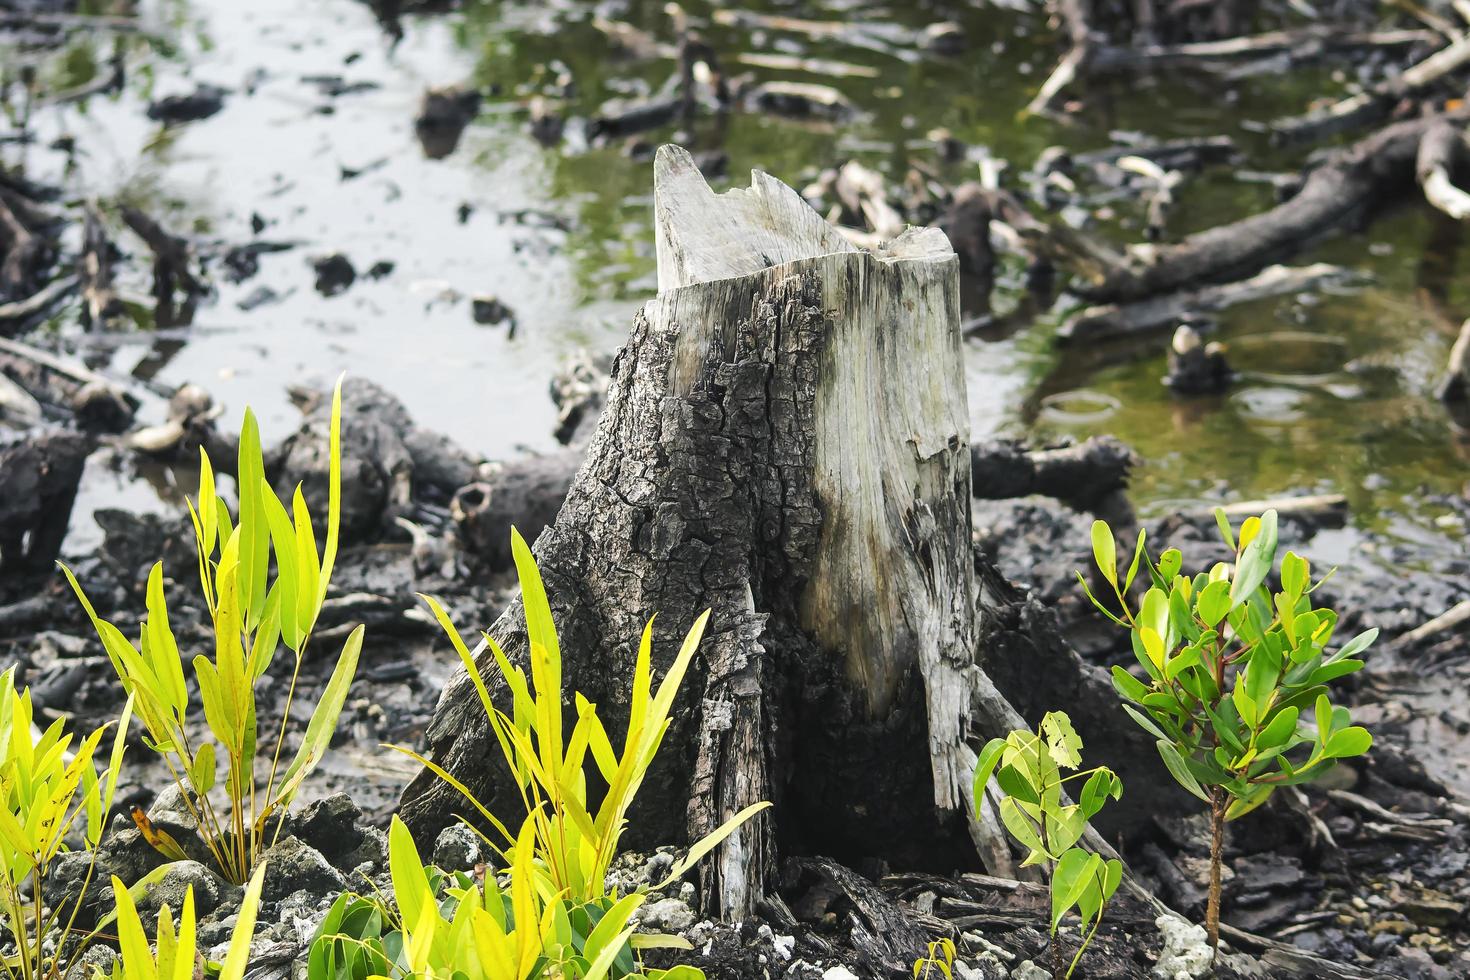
1080;509;1376;955
973;710;1123;978
63;379;363;885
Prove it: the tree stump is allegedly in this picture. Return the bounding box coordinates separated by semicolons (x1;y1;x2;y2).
401;146;1160;917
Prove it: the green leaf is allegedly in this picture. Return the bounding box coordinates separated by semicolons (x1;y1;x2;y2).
191;742;217;795
1225;784;1274;821
1051;848;1099;932
220;862;267;980
1230;509;1278;609
1280;552;1309;597
1330;628;1379;664
996;764;1040;806
1079;768;1121;819
1041;711;1083;769
271;625;363;809
1195;580;1231;628
1122;704;1168;741
1325;726;1372;759
387;816;434;934
1124;529;1147;593
973;738;1007;802
1156;741;1209;802
1314;693;1332;739
1156;548;1182;582
1308;660;1364;686
1091;521;1117;587
1255;707;1299;751
1076;573;1128;627
1213;508;1236;550
1110;665;1149;703
237;408;271;629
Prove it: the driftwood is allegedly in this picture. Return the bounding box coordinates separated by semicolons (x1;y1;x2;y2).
1080;110;1470;303
400;147;1169;920
1416;118;1470;220
450;450;582;571
80;204;124;328
1270;32;1470;144
1395;599;1470;646
120;206;204;323
1438;316;1470;401
1203;493;1348;525
0;430;89;575
969;437;1135;512
0;275;75;333
1059;263;1355;342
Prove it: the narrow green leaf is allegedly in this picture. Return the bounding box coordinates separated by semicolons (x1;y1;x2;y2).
1091;521;1117;587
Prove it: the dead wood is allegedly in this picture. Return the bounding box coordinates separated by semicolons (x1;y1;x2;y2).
1060;263;1355;341
1438;316;1470;400
81;204;124;329
1271;32;1470;144
400;148;1174;921
120;206;205;323
1078;110;1470;303
969;437;1136;512
1418;117;1470;221
0;429;90;576
0;275;76;334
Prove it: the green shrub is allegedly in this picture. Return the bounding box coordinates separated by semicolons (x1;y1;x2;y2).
63;379;362;884
1082;509;1376;954
973;710;1122;977
0;665;130;980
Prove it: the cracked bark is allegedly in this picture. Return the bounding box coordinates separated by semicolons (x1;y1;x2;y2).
400;146;1147;918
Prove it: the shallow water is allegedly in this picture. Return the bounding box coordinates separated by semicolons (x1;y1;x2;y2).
5;0;1467;567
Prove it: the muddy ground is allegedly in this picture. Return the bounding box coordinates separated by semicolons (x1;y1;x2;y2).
3;0;1470;977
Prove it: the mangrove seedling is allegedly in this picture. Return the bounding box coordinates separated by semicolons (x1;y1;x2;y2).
0;666;131;980
973;710;1123;978
308;815;698;980
409;527;769;906
912;938;956;980
101;861;266;980
63;378;363;885
1082;509;1376;954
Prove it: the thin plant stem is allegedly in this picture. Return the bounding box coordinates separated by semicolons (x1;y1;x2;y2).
1066;907;1104;979
1206;791;1226;955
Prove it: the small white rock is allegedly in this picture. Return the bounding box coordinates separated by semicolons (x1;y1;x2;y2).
1152;914;1214;979
1009;960;1052;980
823;968;861;980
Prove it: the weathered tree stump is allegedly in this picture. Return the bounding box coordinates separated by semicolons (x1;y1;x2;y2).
401;146;1161;917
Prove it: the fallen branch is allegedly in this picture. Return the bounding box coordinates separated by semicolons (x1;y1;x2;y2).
969;436;1136;511
1415;118;1470;220
1395;599;1470;646
0;275;77;333
1059;263;1355;342
1080;110;1468;303
1437;316;1470;401
1271;32;1470;144
1208;493;1348;523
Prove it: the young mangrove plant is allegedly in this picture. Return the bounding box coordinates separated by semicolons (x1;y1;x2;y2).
911;938;956;980
408;527;769;906
0;667;131;980
973;710;1123;978
1082;509;1376;954
100;861;266;980
63;378;363;885
308;815;697;980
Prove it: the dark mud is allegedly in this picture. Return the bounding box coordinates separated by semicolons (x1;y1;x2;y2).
2;0;1470;977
